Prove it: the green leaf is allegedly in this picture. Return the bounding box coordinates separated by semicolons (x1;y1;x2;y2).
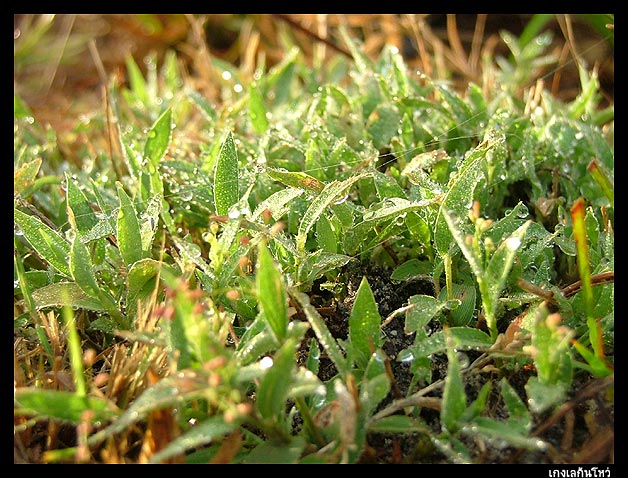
525;376;569;414
65;173;99;236
435;132;505;257
404;294;453;333
391;258;432;282
297;171;371;254
249;81;269;134
214;131;239;216
235;315;280;365
15;388;116;424
30;282;106;312
442;209;483;279
316;214;337;253
143;108;171;199
293;291;347;378
185;87;217;121
266;167;324;192
116;183;143;266
297;250;352;286
256;338;297;421
438;282;477;327
150;416;236;464
484;220;531;313
240;437;306;464
345;196;433;254
70;235;100;300
14;208;71;278
441;329;467;433
88;374;208;447
14;158;42;195
401;327;492;361
373;171;406;199
368;415;430;434
139;193;162;253
349;277;382;369
500;378;532;432
462;417;548;451
361;350;390;415
256;241;288;342
125;55;148;105
251;187;305;221
126;258;179;318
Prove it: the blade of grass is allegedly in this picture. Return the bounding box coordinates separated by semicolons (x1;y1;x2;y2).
570;197;600;357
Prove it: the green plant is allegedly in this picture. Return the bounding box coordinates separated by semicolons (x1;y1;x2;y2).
14;15;613;464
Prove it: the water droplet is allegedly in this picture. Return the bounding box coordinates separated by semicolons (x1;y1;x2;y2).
505;237;522;251
260;356;273;369
333;194;349;206
233;83;243;93
221;71;232;81
457;352;470;369
180;190;193;201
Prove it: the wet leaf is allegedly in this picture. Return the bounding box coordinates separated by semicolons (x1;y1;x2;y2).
256;241;288;342
251;187;305;221
404;294;450;334
297;171;370;254
240;437;306;464
256;338;297;421
14;208;71;278
435;132;505;257
14;158;42;195
293;291;348;378
144;108;172;200
30;282;105;312
249;81;269;134
214;131;239;216
441;329;467;433
70;234;100;300
15;388;116;424
150;416;236;464
65;173;99;236
349;277;382;369
116;183;143;266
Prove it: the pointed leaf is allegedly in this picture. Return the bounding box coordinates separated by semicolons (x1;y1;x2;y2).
251;187;304;221
70;235;100;300
434;132;505;257
65;173;99;236
256;241;288;342
116;183;143;266
15;388;116;424
349;277;382;369
296;250;352;285
256;338;297;420
293;291;347;378
441;329;467;433
485;220;531;314
14;158;42;195
240;437;306;464
297;172;371;254
31;282;105;312
14;208;71;277
248;81;269;134
149;416;236;464
501;378;532;432
266;167;324;194
214;131;239;215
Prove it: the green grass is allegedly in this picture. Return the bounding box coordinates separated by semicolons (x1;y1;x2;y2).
14;15;613;464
